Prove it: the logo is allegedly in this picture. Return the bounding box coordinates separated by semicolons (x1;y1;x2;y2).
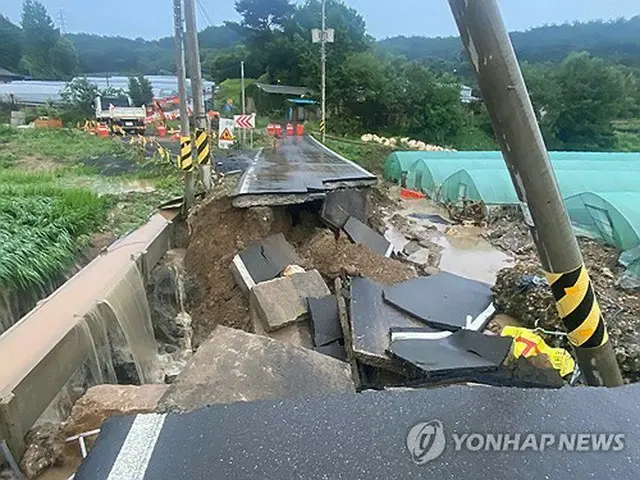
406;420;446;465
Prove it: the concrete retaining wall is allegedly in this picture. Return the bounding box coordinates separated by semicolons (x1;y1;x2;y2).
0;213;175;459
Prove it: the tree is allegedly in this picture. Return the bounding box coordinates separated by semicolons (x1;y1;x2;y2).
21;0;59;77
60;77;100;122
127;76;153;106
0;15;22;72
50;37;79;78
235;0;294;32
128;77;141;105
554;52;626;150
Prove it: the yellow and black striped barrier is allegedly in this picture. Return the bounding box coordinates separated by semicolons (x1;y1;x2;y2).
179;136;194;172
545;265;608;348
194;128;210;165
319;120;326;133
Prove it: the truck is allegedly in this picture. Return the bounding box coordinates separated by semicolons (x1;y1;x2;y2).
94;95;146;133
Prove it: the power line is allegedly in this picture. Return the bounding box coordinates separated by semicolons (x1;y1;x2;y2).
195;0;215;29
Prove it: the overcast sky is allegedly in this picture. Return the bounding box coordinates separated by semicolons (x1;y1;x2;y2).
2;0;638;39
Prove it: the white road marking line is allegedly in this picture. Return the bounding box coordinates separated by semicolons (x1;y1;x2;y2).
107;413;166;480
238;148;264;195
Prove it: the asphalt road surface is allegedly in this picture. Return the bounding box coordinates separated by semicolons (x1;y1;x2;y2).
234;135;376;199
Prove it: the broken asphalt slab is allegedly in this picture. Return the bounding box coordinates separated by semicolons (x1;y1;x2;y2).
350;277;440;372
382;272;494;331
388;329;512;382
343;216;393;257
321;189;368;230
76;385;640;480
315;340;347;361
158;326;354;412
308;295;342;347
231;233;300;293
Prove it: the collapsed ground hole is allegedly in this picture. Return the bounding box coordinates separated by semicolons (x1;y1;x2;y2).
184;193;416;348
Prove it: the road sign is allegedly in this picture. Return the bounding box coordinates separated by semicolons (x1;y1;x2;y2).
218;118;235;149
312;28;335;43
234;114;256;130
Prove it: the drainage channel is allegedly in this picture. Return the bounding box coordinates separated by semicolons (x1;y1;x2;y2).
0;212;176;461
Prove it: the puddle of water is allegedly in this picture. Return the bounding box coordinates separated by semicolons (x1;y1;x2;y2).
384;188;514;285
435;233;514;285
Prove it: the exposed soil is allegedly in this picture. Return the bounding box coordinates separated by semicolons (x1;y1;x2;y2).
184;181;419;346
297;229;417;286
488;212;640;383
184;194;292;347
15;155;58;172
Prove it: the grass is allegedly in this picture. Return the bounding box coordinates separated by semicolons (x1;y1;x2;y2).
0;124;186;291
0;173;107;291
320;134;395;175
0;125;130;165
614;119;640;152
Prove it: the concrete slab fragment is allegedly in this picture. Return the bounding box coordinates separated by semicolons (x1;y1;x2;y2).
315;341;347;361
158;326;354;412
235;233;300;289
290;270;331;301
251;305;313;349
388;330;512;382
350;277;440;372
308;296;342;347
250;277;307;332
321;189;368;230
343;217;393;257
382;273;493;330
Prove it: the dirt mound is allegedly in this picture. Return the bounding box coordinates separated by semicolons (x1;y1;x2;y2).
298;229;416;286
492;238;640;383
185;196;291;347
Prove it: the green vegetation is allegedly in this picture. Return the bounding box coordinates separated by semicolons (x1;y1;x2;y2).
215;78;257;113
0;124;129;167
321;135;394;175
2;1;639;152
378;17;640;72
128;76;154;107
0;172;107;291
0;125;182;291
0;1;78;79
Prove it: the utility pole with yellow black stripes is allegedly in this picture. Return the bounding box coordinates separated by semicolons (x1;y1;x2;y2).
173;0;195;209
183;0;213;193
447;0;623;386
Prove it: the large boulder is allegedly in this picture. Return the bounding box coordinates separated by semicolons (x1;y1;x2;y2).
61;384;168;438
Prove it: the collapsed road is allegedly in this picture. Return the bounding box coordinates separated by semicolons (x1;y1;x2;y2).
232;135;377;207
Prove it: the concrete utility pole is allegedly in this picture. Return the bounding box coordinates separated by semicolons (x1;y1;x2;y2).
241;60;247;148
173;0;195;209
447;0;623;386
183;0;213;192
321;0;327;143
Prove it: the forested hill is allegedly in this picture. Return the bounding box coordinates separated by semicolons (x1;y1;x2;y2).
378;16;640;67
65;24;240;74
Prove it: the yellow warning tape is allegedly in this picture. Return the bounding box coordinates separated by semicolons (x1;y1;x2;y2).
501;326;576;377
194;128;210;165
544;265;608;348
179;135;194;172
319;120;326;133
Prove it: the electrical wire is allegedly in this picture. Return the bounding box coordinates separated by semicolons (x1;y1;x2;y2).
196;0;215;28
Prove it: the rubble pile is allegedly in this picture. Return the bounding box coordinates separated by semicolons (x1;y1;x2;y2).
489;210;640;383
